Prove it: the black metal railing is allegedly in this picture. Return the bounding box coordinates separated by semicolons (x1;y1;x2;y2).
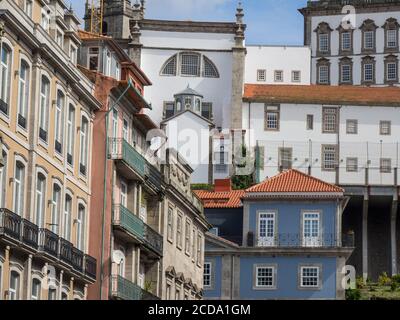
59;238;73;265
141;288;161;301
0;208;21;241
0;99;8;116
247;232;355;248
71;247;84;272
84;254;97;279
18;114;26;129
145;163;162;192
39;228;59;257
22;219;39;249
143;224;163;256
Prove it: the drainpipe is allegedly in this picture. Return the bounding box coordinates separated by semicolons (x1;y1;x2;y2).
99;80;134;299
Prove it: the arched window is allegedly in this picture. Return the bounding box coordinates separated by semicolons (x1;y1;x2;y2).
66;104;75;166
63;194;72;241
117;247;126;277
48;287;57;300
0;43;12;115
51;183;61;234
35;173;46;228
31;278;41;300
13;160;25;216
203;56;219;78
61;292;68;300
161;54;177;76
9;271;20;300
18;60;30;129
39;75;50;142
76;204;86;251
55;90;65;154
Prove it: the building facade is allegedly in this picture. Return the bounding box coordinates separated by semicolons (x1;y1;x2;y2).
0;0;99;300
199;170;353;300
300;0;400;86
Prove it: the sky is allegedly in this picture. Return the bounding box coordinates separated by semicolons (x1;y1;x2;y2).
72;0;308;45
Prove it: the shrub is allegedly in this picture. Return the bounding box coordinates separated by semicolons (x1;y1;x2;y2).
390;281;399;292
378;272;391;286
346;288;361;300
356;276;366;289
392;275;400;285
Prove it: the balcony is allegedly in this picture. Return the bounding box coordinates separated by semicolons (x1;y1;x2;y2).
39;228;59;258
71;247;84;273
113;205;144;242
59;238;73;265
0;209;21;244
111;275;160;300
22;219;39;249
143;224;163;257
84;254;97;280
109;138;146;180
145;163;163;193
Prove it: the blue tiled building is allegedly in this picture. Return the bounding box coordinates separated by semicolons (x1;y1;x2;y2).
197;170;354;300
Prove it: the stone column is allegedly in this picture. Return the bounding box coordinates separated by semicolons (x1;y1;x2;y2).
69;277;74;300
3;246;10;300
24;255;33;300
58;270;64;300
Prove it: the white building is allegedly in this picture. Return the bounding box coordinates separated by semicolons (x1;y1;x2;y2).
300;0;400;86
245;46;311;85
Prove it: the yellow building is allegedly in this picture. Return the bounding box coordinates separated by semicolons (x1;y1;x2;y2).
0;0;100;300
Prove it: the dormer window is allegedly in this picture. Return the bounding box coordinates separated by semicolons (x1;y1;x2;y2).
88;47;99;71
161;52;220;78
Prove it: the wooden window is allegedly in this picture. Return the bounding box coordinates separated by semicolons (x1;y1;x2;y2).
346;120;358;134
322;107;338;133
264;105;280;131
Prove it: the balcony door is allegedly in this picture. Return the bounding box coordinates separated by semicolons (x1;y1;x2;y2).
258;212;276;247
138;263;145;289
303;212;321;247
120;180;128;207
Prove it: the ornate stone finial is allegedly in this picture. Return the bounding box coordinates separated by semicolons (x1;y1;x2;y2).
134;0;141;10
140;0;146;16
236;1;244;25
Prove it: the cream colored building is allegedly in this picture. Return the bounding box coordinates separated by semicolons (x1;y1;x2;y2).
0;0;100;300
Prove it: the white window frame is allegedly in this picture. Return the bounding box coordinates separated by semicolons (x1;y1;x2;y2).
364;63;374;82
203;262;212;288
0;42;12;113
63;192;73;241
180;53;201;77
341;31;351;51
185;218;191;255
88;47;99;71
318;65;329;84
300;265;321;289
254;265;277;290
79;115;89;176
387;29;397;48
176;213;183;249
76;203;86;251
258;211;276;247
39;75;50;142
364;30;374;50
31;277;41;300
70;45;77;64
13;160;26;216
24;0;33;18
341;64;351;83
257;69;266;82
302;212;321;247
66;104;75;166
9;270;21;300
18;59;30;129
319;33;329;52
55;89;65;155
35;171;47;228
120;179;128;207
274;70;283;82
387;62;397;81
51;182;62;234
196;234;202;266
292;70;301;82
0;148;8;208
167;207;174;243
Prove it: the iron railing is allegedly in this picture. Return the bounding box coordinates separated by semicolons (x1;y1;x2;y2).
113;205;144;240
84;254;97;280
59;238;73;265
143;224;163;257
22;219;39;249
0;208;21;241
71;247;84;273
39;228;59;257
111;275;160;300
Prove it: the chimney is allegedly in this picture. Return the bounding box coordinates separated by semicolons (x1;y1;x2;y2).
214;179;232;193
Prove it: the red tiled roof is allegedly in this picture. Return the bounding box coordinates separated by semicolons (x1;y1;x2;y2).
78;30;112;40
243;84;400;106
193;190;245;208
246;169;344;193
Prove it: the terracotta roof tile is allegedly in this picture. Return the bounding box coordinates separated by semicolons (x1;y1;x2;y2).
193;190;245;208
246;169;344;193
78;30;112;40
243;84;400;106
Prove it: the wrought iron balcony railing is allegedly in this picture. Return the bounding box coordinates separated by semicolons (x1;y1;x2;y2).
111;275;160;300
38;228;59;257
22;219;39;249
143;224;163;257
113;204;144;240
72;247;84;273
84;254;97;280
59;238;73;265
0;208;21;242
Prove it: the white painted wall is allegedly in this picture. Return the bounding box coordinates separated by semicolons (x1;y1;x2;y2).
245;46;311;85
140;30;235;128
243;102;400;186
310;11;400;85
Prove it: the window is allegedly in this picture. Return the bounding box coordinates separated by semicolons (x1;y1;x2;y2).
264;105;280;131
197;234;202;265
258;212;276;247
340;64;352;83
201;102;212;120
176;214;183;249
25;0;33;18
161;55;177;76
303;212;321;247
214;145;228;174
210;227;219;236
319;33;329;52
364;31;374;50
55;90;65;154
255;266;276;289
120;180;127;206
51;184;61;234
185;219;191;254
31;279;41;300
79;117;89;176
180;53;200;76
48;288;57;300
175;288;181;300
346;158;358;172
204;262;212;288
0;264;2;299
166;284;171;300
77;204;85;251
0;150;7;208
195;99;201;113
203;56;219;78
88;47;99;71
9;271;20;300
387;62;398;81
105;51;111;76
322;145;337;171
167;207;174;242
115;62;121;80
387;29;397;48
13;161;25;216
278;148;292;171
318;65;329;84
341;32;351;51
257;69;266;82
192;228;196;260
0;43;11;115
41;9;50;31
63;194;72;241
322;107;338;133
164;102;175;119
70;45;77;64
66;105;75;165
61;292;68;300
306;115;314;130
274;70;283;82
35;173;46;228
380;121;391;135
300;266;320;288
18;60;30;128
346;120;358;134
363;63;374;82
122;118;129;142
380;158;392;173
56;29;64;47
39;76;50;142
292;71;301;82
